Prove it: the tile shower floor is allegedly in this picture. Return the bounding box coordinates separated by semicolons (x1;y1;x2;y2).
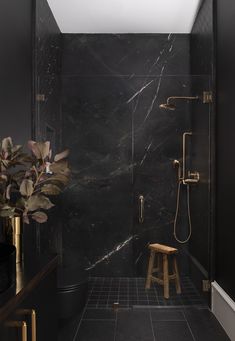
60;277;230;340
86;276;207;308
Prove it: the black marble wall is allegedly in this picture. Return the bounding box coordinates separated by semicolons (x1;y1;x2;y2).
61;34;196;277
34;0;63;258
189;0;214;296
35;0;62;147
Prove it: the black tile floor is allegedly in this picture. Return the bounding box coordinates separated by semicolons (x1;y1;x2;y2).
59;277;230;340
74;307;230;341
87;277;207;308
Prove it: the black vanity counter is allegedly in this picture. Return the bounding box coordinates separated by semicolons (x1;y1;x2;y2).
0;255;58;323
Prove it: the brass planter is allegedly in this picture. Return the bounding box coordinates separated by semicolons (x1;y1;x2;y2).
3;216;23;264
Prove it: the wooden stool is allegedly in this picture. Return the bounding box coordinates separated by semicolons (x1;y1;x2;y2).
145;243;181;299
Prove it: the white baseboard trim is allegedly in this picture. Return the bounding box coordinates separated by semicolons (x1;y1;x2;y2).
212;281;235;340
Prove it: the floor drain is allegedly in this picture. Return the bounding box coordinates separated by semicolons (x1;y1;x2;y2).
113;302;120;312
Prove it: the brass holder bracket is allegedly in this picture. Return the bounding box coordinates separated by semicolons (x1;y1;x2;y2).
203;91;213;104
36;94;46;102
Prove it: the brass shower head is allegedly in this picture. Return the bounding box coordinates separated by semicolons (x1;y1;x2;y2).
159;96;199;111
159;103;176;111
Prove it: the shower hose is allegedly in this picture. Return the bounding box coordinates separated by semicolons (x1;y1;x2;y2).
173;182;192;244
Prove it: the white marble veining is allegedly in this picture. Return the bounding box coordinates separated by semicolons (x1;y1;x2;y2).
86;235;135;270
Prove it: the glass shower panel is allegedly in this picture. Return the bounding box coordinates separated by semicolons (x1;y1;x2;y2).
189;75;212;300
132;75;212;301
34;75;63;258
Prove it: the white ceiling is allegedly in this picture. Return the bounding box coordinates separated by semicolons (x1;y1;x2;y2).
47;0;202;34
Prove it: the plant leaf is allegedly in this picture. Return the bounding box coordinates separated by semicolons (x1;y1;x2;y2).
23;212;30;224
28;141;50;160
28;141;40;159
45;173;69;186
31;211;48;223
50;160;70;174
27;194;54;211
0;207;15;217
16;198;26;209
41;184;61;195
54;149;69;162
12;170;26;184
11;153;32;164
6;184;12;200
11;145;22;154
0;174;8;182
1;160;10;170
2;137;13;152
20;179;34;197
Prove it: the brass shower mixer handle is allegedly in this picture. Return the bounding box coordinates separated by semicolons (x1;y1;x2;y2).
183;171;200;184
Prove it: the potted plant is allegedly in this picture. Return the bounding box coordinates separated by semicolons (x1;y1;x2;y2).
0;137;70;262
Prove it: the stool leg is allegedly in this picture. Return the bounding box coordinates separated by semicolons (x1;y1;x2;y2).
157;253;162;279
163;254;169;299
145;250;155;289
173;256;181;294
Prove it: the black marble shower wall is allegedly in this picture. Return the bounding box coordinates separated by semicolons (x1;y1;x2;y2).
61;34;197;277
35;0;62;146
34;0;63;257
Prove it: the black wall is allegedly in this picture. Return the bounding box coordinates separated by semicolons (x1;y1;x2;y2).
189;0;214;292
216;0;235;300
0;0;34;258
191;0;213;75
0;0;32;143
61;34;195;277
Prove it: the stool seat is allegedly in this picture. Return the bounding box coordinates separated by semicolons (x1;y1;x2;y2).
145;243;181;299
149;243;178;254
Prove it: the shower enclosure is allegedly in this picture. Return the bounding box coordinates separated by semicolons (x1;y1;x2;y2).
60;33;213;306
33;20;214;308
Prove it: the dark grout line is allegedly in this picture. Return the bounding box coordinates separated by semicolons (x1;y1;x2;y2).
72;306;86;341
149;308;156;341
87;276;208;309
72;277;98;341
133;305;207;309
82;318;116;321
182;309;197;341
113;308;118;341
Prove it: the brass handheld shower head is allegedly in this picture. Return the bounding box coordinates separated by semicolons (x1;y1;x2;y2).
173;159;180;167
159;96;199;111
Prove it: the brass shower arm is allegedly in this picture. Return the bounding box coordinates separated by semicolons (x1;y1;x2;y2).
166;96;199;104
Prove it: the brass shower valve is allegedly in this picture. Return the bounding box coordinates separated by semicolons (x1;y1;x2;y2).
183;171;200;185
